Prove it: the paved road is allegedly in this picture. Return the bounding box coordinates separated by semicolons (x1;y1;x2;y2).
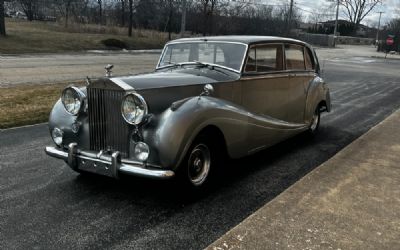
1;54;400;249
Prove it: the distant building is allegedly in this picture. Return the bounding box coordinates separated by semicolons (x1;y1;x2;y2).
318;20;375;37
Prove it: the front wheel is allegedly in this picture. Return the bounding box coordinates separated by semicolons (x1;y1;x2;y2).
308;107;321;135
187;143;211;187
178;133;223;191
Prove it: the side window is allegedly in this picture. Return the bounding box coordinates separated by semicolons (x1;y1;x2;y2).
245;47;256;72
285;45;305;70
304;47;315;70
245;44;283;73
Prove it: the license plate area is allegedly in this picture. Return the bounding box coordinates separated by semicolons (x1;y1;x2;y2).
77;157;114;178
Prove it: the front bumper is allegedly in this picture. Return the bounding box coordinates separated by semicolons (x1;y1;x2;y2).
45;143;175;180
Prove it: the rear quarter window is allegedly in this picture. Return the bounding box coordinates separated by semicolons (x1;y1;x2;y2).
285;44;305;70
304;47;315;70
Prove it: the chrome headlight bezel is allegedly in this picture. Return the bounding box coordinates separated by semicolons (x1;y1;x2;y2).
121;93;148;125
61;86;86;116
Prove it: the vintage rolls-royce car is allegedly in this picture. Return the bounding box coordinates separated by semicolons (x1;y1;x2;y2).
45;36;330;188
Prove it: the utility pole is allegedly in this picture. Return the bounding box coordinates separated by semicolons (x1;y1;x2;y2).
375;11;384;46
286;0;294;36
180;0;187;38
333;0;339;47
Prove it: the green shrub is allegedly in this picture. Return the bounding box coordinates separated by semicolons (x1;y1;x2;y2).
101;38;127;49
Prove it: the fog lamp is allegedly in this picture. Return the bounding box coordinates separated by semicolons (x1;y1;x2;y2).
52;127;63;146
134;142;149;161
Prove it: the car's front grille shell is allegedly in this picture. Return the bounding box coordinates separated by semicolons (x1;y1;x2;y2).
87;87;129;157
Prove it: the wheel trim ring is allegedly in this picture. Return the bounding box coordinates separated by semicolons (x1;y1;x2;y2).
187;144;211;186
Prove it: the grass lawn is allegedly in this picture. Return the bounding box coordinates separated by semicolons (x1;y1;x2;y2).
0;19;172;128
0;82;83;129
0;18;168;54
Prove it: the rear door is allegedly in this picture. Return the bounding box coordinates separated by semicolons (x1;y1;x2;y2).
284;44;312;124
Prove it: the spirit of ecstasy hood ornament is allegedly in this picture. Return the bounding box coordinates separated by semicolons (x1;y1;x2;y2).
105;64;114;77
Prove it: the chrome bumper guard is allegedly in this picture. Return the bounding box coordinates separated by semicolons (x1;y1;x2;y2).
45;143;175;180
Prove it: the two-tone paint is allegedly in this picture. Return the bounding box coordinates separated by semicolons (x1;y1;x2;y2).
45;36;331;179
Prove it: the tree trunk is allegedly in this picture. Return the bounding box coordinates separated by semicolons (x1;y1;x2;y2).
128;0;133;37
209;0;215;35
168;0;172;40
180;0;186;38
98;1;102;25
121;0;125;26
0;0;5;36
26;2;34;21
202;1;208;36
65;4;70;28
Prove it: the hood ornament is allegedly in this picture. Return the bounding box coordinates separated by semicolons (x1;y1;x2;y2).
105;64;114;77
198;84;214;100
200;84;214;97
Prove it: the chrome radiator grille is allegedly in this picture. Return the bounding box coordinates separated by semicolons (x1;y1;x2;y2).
87;88;129;157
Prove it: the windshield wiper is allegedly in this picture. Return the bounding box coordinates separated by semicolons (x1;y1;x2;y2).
163;61;182;68
193;61;230;76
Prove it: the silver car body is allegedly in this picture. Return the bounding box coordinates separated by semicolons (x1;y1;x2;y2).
45;36;331;179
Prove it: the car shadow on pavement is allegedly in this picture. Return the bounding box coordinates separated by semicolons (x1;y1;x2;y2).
69;124;351;207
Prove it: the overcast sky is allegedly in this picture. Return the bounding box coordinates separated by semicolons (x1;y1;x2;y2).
264;0;399;27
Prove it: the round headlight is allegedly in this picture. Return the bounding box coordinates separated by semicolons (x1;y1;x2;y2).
52;127;63;146
61;87;85;115
121;93;148;125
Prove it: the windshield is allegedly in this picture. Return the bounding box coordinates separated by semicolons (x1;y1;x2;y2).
158;42;247;72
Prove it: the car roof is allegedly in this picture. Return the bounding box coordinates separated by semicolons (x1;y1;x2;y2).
168;36;309;47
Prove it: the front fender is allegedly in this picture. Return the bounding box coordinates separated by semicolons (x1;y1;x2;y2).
149;96;250;170
48;99;90;149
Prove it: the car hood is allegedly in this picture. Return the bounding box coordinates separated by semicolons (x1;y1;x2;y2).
110;68;238;90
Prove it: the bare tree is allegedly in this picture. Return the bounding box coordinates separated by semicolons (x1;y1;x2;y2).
339;0;383;32
0;0;5;36
56;0;75;27
200;0;219;36
16;0;39;21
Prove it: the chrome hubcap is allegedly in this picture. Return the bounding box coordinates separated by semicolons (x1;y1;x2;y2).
188;144;211;186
